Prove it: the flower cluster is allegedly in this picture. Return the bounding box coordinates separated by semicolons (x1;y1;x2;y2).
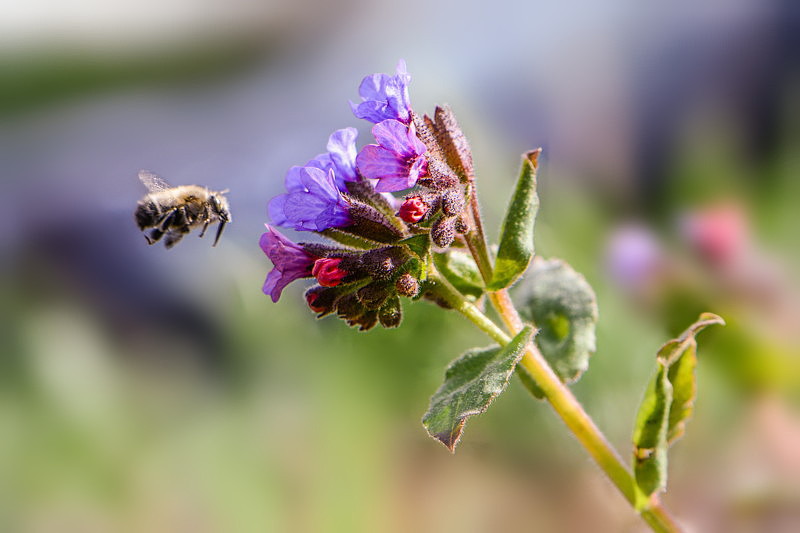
261;60;475;330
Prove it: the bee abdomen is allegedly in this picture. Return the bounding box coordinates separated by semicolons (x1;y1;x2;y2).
135;200;161;230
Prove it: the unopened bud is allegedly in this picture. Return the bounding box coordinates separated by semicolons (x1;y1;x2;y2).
304;286;341;316
418;158;459;190
337;294;379;331
398;196;429;223
351;309;379;331
347;198;405;243
440;190;465;217
361;246;408;280
395;273;420;298
312;257;347;287
378;296;403;328
356;282;390;310
455;215;468;234
431;216;457;248
336;294;364;320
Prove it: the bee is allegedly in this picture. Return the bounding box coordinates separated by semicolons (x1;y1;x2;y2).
135;170;231;249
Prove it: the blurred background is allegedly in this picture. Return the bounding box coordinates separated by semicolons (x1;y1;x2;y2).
1;0;799;531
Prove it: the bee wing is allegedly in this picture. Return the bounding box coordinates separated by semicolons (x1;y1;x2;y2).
138;170;172;192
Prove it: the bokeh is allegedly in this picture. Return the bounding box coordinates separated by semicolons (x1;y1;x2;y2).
2;1;798;532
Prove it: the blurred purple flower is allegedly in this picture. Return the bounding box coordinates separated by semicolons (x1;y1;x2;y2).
269;165;353;231
356;119;428;192
260;225;315;302
351;60;412;124
306;128;359;190
606;225;664;289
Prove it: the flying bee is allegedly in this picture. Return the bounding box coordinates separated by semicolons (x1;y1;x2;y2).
135;170;231;249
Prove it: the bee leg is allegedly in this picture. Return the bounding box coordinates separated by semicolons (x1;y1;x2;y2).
158;210;176;232
146;227;164;245
212;221;227;247
198;219;210;238
164;227;190;249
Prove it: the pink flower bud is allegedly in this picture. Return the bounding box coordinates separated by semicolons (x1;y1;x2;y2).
398;196;429;223
312;257;348;287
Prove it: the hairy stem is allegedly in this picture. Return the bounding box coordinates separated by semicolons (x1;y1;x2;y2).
463;183;494;284
426;270;683;533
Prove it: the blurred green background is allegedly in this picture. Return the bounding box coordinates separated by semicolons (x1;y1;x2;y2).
1;1;799;532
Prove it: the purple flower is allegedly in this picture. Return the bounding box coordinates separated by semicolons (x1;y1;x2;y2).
306;128;359;190
351;60;412;124
269;165;353;231
260;225;316;302
605;225;663;290
356;119;428;192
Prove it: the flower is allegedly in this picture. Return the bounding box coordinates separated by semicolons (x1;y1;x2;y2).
351;60;412;124
306;128;359;190
260;225;316;302
312;257;348;287
680;203;748;268
269;165;353;231
397;196;429;223
605;224;663;290
356;119;428;192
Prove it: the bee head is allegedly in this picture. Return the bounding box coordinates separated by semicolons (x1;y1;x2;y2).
210;192;232;222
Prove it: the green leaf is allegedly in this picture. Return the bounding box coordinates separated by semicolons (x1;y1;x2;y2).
399;234;431;260
632;364;672;498
488;149;541;290
321;228;381;250
433;251;484;300
423;326;534;452
665;343;697;444
631;312;725;499
517;258;598;387
659;312;725;444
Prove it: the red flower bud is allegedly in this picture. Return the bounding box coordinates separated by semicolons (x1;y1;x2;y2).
312;257;347;287
398;197;429;223
305;290;325;312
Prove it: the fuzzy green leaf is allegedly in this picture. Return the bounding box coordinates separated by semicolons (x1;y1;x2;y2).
433;251;484;300
633;364;672;498
399;234;431;260
488;149;541;291
423;326;533;452
632;312;725;499
659;313;725;444
517;258;598;390
321;228;381;250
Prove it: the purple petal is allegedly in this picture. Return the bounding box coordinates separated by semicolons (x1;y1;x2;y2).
326;128;358;182
260;225;315;302
284;166;310;193
372;119;416;157
263;268;290;302
306;152;333;173
405;122;427;157
268;194;289;226
358;73;392;101
356;145;408;181
351;101;390;124
269;167;351;231
296;167;339;202
352;61;413;124
374;175;417;193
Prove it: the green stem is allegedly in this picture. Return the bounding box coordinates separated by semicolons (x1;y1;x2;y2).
426;270;683;533
464;184;494;284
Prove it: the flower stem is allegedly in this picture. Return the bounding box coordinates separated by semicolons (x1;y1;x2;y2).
426;270;683;533
463;183;494;284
